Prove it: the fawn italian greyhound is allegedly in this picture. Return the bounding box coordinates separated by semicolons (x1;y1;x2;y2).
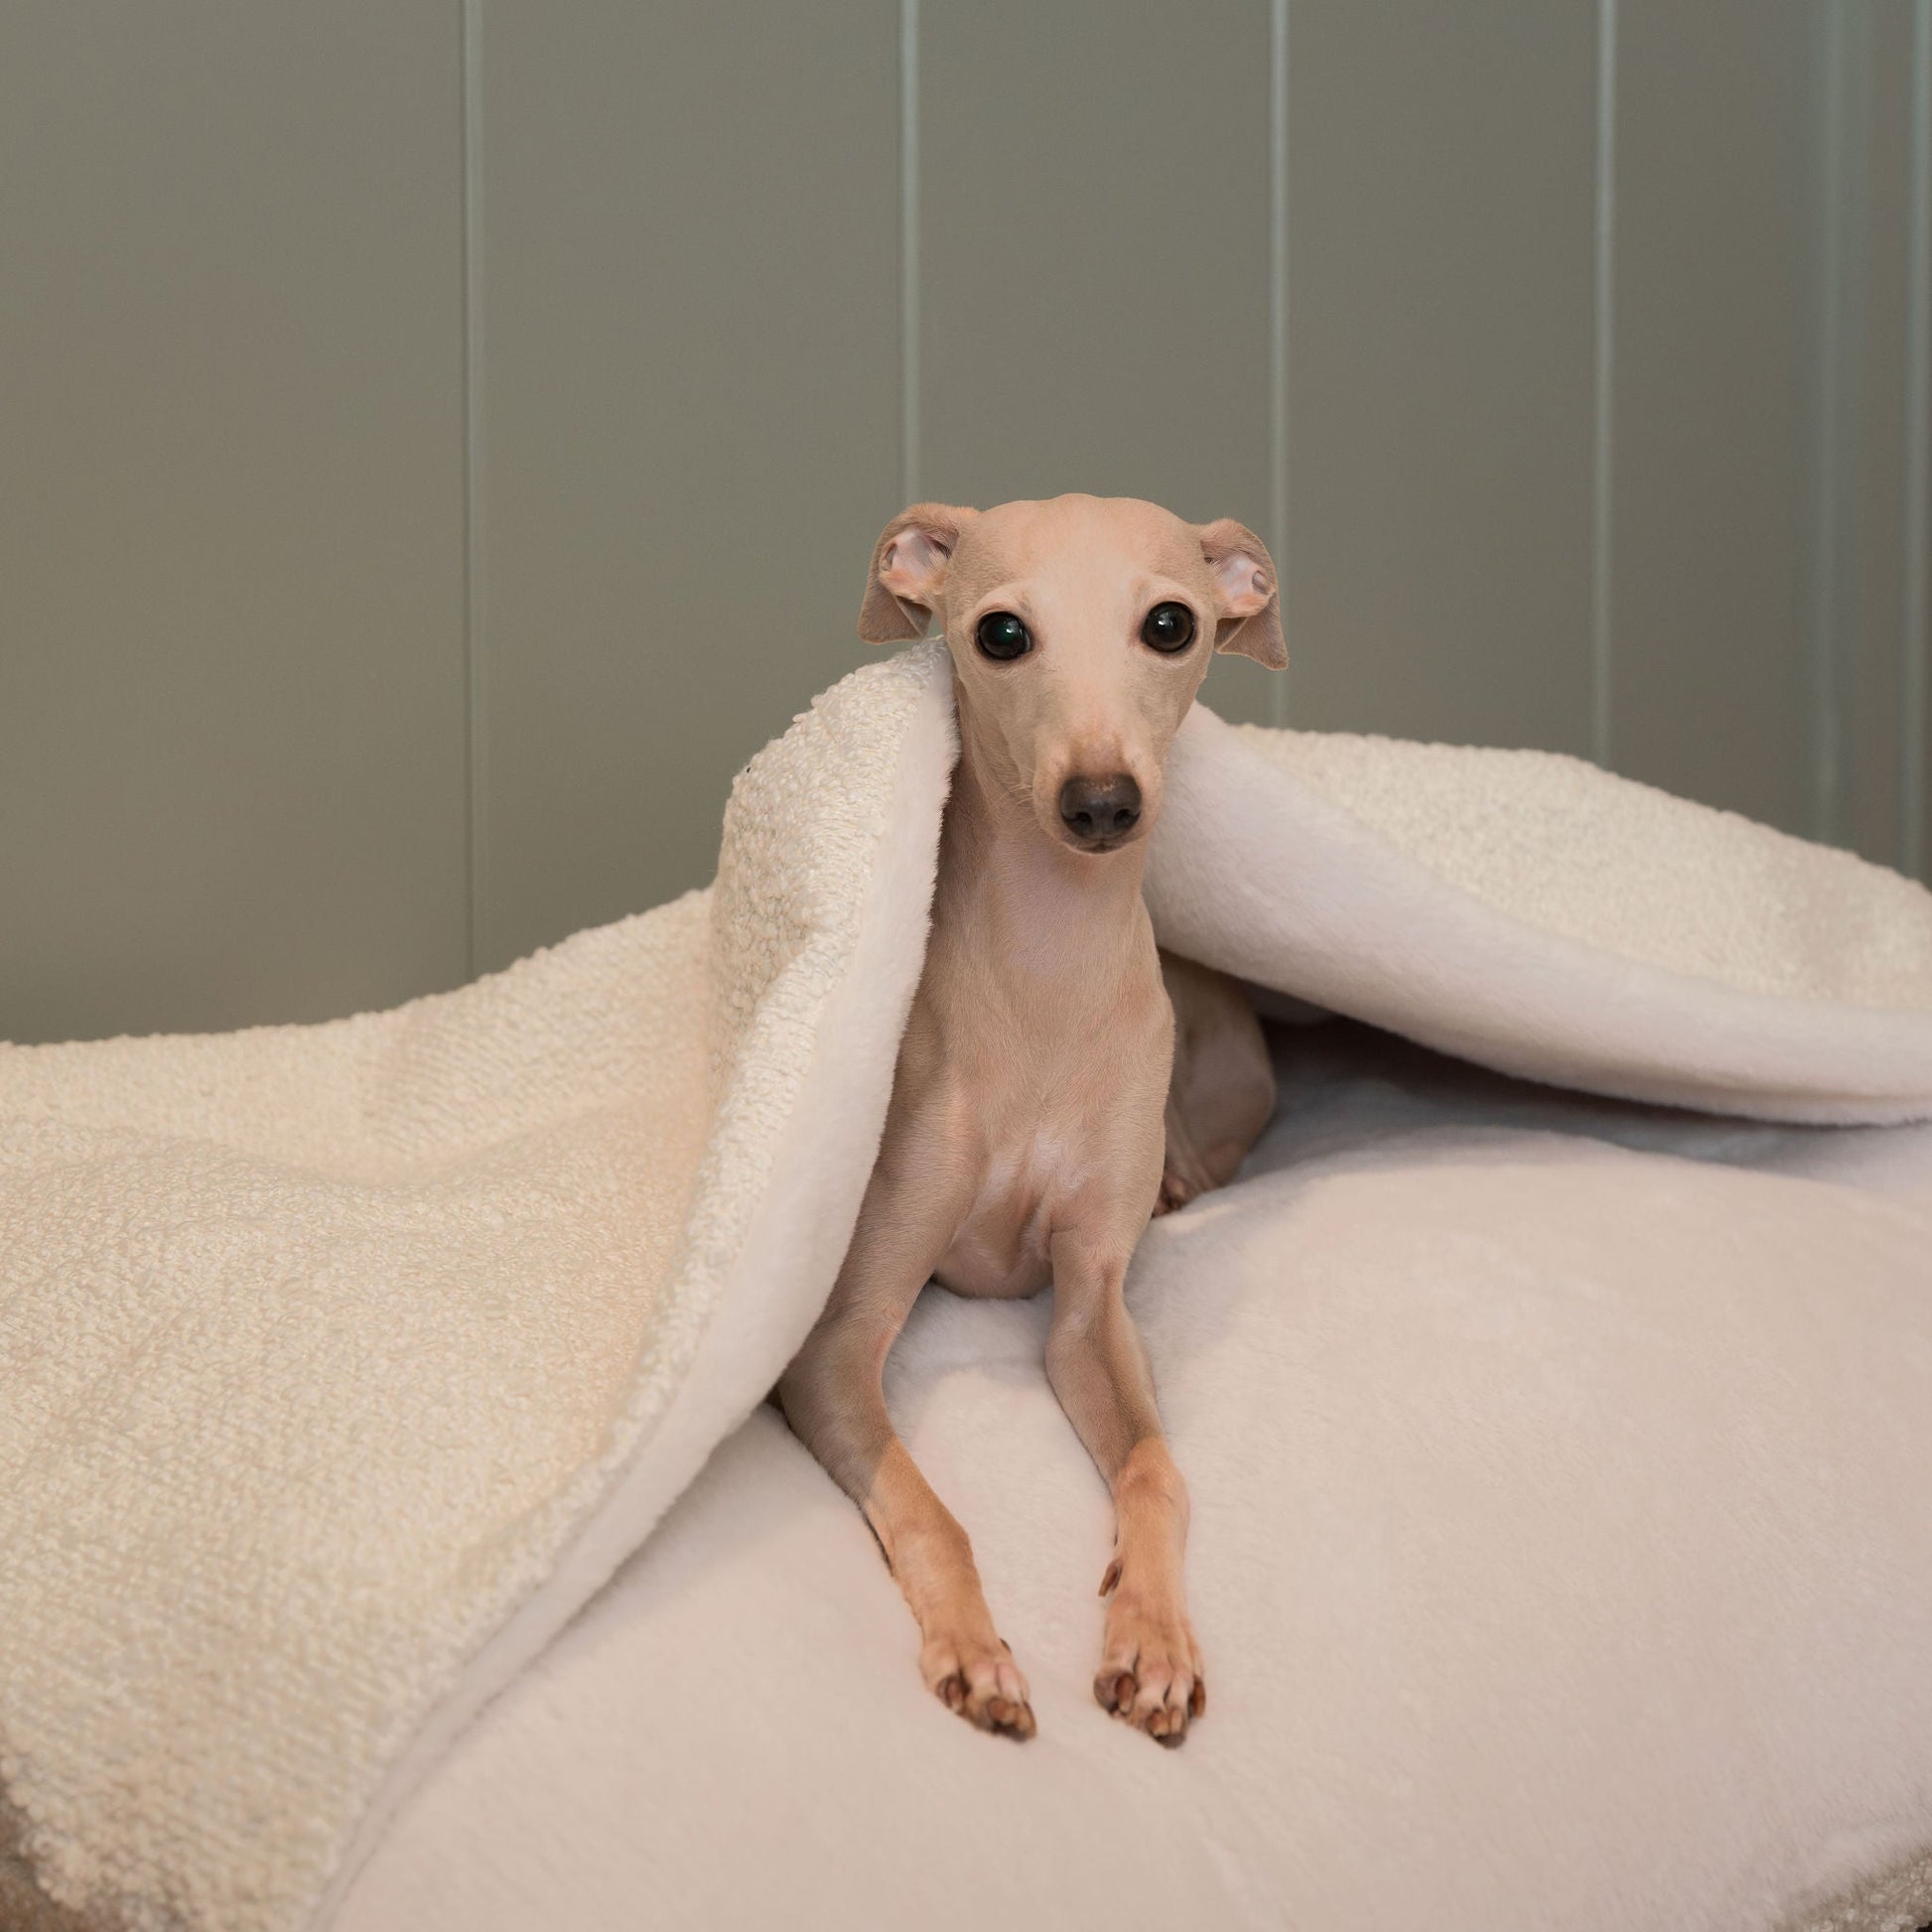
779;493;1282;1746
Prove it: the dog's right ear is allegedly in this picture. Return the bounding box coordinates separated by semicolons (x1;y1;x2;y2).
858;503;976;643
1197;518;1286;670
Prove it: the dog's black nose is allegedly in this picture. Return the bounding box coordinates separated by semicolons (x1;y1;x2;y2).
1058;773;1142;846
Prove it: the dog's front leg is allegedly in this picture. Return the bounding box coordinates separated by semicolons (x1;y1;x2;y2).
778;1160;1035;1739
1045;1229;1204;1745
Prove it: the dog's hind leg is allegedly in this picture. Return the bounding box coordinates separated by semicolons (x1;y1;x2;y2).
777;1156;1035;1740
1157;950;1276;1214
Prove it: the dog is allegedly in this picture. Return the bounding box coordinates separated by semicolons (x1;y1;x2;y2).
778;493;1283;1746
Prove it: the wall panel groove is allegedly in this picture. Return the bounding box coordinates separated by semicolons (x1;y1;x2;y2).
1905;0;1932;879
898;0;921;509
461;0;487;976
1270;0;1291;729
1804;0;1864;852
1590;0;1619;769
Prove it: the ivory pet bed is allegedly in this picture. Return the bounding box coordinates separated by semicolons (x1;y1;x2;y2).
3;639;1931;1931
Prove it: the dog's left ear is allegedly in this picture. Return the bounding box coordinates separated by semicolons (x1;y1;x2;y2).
1197;518;1286;670
858;502;977;643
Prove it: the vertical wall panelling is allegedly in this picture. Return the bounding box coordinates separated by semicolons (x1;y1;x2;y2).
1906;0;1932;880
0;5;470;1043
918;0;1278;727
462;0;488;979
1838;0;1915;875
472;1;900;969
1609;0;1814;833
899;0;921;507
1591;0;1619;768
5;5;1926;1039
1284;2;1599;755
1270;0;1292;729
1803;0;1866;851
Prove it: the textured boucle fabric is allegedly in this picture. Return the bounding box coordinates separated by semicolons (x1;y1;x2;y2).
1;642;955;1932
1244;724;1932;1008
4;642;1932;1932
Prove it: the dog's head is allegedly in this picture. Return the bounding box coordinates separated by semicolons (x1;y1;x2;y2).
857;493;1284;854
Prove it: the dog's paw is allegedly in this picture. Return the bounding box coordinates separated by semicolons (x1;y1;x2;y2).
920;1630;1035;1739
1093;1567;1204;1746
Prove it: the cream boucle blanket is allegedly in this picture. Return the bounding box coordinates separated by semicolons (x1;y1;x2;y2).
3;639;1931;1932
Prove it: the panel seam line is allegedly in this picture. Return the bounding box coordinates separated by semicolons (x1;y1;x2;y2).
1589;0;1618;769
1270;0;1290;730
898;0;920;506
1904;0;1932;878
460;0;487;976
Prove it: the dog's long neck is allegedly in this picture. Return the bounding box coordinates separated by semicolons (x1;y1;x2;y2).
934;717;1153;997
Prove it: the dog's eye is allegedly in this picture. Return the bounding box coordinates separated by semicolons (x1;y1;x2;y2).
975;611;1033;662
1140;602;1195;653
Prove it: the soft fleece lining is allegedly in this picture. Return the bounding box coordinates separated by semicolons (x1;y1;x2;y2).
1149;709;1932;1122
3;639;1931;1932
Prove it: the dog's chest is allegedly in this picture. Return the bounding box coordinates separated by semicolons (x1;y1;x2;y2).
935;1119;1097;1299
930;1025;1166;1300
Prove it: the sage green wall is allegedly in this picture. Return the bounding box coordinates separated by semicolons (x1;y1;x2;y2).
4;1;1929;1043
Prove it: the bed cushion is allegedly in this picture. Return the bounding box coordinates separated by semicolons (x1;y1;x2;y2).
336;1021;1932;1932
